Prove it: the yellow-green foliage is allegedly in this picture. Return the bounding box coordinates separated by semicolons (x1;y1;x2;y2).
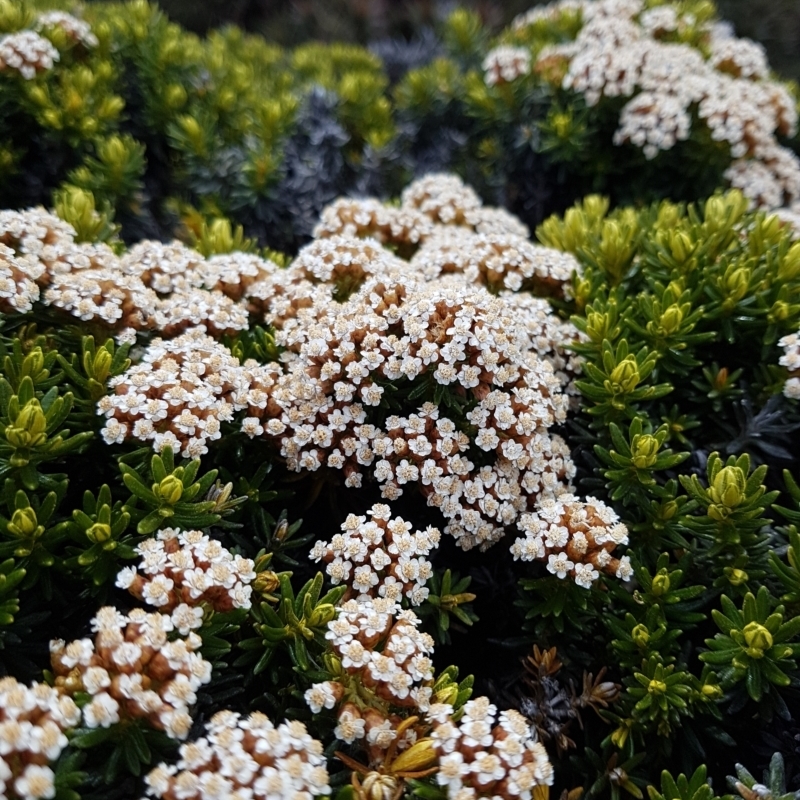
0;0;396;247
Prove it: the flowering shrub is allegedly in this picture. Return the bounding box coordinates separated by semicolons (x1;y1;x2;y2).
1;0;800;792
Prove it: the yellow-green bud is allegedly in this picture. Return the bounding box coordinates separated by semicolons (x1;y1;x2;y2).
22;349;45;381
631;624;650;648
779;241;800;282
725;567;749;586
583;195;609;222
586;311;611;343
433;683;459;706
179;115;205;155
608;357;641;395
154;475;184;505
6;400;47;449
86;522;112;544
701;682;723;699
656;202;680;230
308;603;336;627
670;231;694;263
165;84;187;110
648;679;668;695
658;304;684;335
89;348;113;383
743;622;773;658
7;507;41;539
722;267;750;304
768;300;791;323
709;466;746;509
659;500;678;521
651;571;671;597
631;434;660;469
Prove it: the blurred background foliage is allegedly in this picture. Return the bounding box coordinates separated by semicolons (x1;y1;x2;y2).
120;0;800;82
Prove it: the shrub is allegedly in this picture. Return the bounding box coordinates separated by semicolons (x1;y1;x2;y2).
1;168;800;798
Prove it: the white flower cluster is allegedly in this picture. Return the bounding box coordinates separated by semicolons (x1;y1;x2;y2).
311;597;435;716
309;503;440;605
313;198;436;248
313;189;532;250
410;225;581;297
97;327;261;457
0;676;80;800
116;527;256;614
0;208;114;313
778;330;800;399
50;606;212;740
142;710;330;800
401;174;484;226
0;31;59;78
483;46;532;86
431;697;553;800
0;210;285;336
510;493;633;588
35;11;99;48
244;276;575;550
527;0;800;208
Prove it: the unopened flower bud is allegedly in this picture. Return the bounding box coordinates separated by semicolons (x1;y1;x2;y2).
658;304;684;335
8;507;41;539
631;434;660;469
22;349;45;380
651;571;671;597
701;682;722;699
779;242;800;282
361;773;399;800
86;522;112;544
631;624;650;648
253;570;280;597
7;400;48;448
608;357;640;395
709;466;746;509
89;348;113;384
768;300;791;323
154;475;183;505
669;231;694;263
308;603;336;627
647;679;667;695
742;622;772;658
725;567;748;586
